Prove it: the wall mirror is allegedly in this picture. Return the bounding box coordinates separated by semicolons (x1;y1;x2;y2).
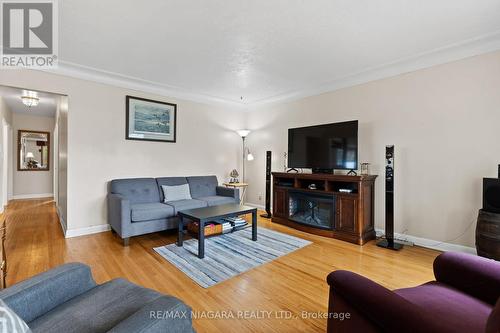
18;130;50;171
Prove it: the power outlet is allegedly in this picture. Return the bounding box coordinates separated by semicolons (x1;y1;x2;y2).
258;193;263;201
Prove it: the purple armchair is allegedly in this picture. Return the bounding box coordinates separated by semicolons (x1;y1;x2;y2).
327;252;500;333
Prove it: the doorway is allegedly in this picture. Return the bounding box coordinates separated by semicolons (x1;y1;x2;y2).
0;85;68;231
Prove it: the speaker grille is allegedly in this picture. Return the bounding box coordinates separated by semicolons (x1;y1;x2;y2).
483;178;500;213
485;187;500;209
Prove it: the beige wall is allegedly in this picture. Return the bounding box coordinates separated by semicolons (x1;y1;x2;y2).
55;97;68;228
2;50;498;246
12;113;55;197
0;97;13;211
0;97;12;128
246;50;500;248
0;70;244;232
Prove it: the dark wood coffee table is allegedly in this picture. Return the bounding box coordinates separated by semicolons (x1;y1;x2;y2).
177;204;257;259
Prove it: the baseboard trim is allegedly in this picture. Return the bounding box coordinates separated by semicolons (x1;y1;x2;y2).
65;224;111;238
375;228;477;254
12;193;54;200
244;202;266;210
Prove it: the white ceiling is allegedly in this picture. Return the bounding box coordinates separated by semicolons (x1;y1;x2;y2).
53;0;500;106
0;86;58;117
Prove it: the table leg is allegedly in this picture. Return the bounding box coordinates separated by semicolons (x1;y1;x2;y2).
198;220;205;259
252;210;257;241
177;215;184;246
241;186;247;204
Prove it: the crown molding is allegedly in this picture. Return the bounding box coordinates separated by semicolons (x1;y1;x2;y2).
248;30;500;108
41;61;247;109
39;30;500;110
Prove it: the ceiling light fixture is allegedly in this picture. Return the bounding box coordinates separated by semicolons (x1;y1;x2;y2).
21;91;39;108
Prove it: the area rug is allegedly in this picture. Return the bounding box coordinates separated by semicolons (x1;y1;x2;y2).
154;228;311;288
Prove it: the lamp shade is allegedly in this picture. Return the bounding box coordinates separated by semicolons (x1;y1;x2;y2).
26;152;35;159
247;153;254;161
236;129;251;138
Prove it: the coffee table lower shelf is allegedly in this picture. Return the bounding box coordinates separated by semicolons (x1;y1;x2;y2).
176;204;257;259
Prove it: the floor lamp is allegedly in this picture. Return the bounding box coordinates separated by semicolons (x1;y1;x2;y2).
236;130;254;182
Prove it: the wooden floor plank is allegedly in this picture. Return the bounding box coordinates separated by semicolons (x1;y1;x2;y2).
4;199;439;332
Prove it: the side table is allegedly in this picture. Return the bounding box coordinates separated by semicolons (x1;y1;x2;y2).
223;182;248;204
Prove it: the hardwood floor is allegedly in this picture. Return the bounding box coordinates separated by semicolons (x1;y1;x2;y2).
4;199;440;332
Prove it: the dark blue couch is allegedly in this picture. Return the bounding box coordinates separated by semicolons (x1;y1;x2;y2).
108;176;239;245
0;263;194;332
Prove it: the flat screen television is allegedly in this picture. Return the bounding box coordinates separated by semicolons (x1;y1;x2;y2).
288;120;358;171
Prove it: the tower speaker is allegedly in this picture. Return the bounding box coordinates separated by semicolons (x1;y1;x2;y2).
261;151;272;218
377;145;403;250
483;178;500;214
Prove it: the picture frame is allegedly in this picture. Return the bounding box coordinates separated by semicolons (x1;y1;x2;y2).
17;129;50;171
125;95;177;143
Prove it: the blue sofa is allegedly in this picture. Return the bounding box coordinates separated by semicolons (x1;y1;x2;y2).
0;263;194;332
108;175;239;245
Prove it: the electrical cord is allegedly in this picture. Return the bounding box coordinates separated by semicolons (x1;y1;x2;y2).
377;219;476;247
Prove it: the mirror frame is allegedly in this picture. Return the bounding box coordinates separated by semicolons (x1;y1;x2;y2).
17;129;50;172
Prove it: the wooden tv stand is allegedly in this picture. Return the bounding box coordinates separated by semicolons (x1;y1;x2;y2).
272;172;377;245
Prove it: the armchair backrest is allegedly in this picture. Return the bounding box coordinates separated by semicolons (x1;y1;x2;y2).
433;252;500;306
0;263;96;323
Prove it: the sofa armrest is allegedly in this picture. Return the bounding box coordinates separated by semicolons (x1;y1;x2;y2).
0;263;97;323
108;193;131;238
108;296;195;333
327;270;455;333
216;186;239;200
434;251;500;305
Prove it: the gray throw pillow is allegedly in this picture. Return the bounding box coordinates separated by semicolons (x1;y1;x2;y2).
0;299;31;332
162;184;192;202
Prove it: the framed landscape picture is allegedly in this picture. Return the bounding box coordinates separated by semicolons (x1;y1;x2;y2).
125;96;177;142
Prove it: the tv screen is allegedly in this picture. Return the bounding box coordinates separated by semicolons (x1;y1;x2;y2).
288;120;358;170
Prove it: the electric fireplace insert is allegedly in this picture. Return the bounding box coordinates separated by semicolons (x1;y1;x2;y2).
288;191;335;230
